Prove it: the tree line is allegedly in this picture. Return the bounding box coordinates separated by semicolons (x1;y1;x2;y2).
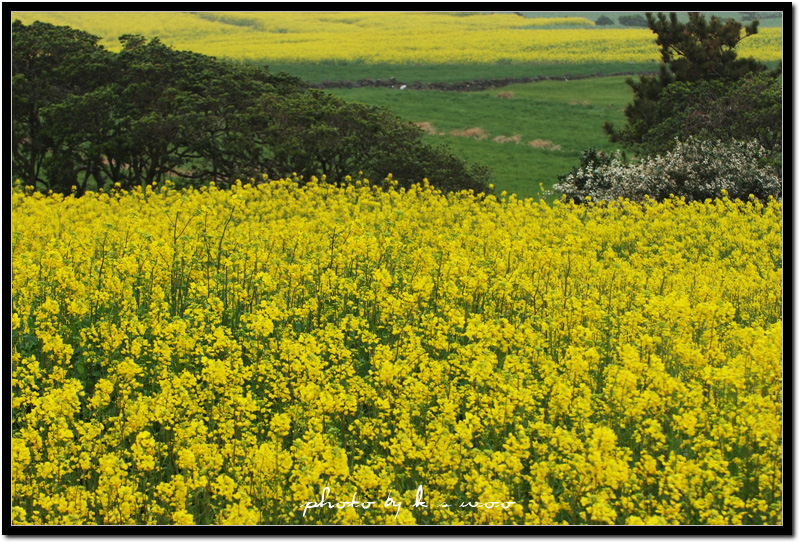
12;20;493;196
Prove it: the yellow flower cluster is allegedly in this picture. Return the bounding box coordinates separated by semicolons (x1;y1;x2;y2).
11;11;782;64
12;177;782;524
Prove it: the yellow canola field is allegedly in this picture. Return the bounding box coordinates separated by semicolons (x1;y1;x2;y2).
11;11;782;64
12;178;782;525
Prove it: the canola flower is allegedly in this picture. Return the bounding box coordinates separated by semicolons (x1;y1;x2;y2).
12;177;782;525
11;11;782;65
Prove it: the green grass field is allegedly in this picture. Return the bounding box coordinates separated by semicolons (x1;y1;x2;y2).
326;75;634;199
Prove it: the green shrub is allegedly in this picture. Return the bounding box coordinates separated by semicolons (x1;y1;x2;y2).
618;14;648;27
633;73;782;164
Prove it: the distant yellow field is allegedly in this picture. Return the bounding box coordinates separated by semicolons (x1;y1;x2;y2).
11;11;783;64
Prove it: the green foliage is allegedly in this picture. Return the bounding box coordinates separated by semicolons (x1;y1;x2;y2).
11;20;114;195
604;12;779;149
595;15;615;26
648;12;768;82
618;14;648;27
570;12;786;204
373;140;494;194
633;73;782;165
11;20;492;196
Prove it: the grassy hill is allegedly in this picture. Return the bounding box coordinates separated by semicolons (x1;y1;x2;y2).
326;76;634;199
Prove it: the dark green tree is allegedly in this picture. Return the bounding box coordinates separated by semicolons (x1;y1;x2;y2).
98;35;255;191
37;86;119;196
604;12;779;149
632;73;782;162
618;14;648;27
12;20;113;192
12;21;493;196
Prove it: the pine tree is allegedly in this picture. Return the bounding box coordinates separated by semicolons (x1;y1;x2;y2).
604;12;779;148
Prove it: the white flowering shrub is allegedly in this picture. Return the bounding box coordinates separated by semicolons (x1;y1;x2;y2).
553;137;782;203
